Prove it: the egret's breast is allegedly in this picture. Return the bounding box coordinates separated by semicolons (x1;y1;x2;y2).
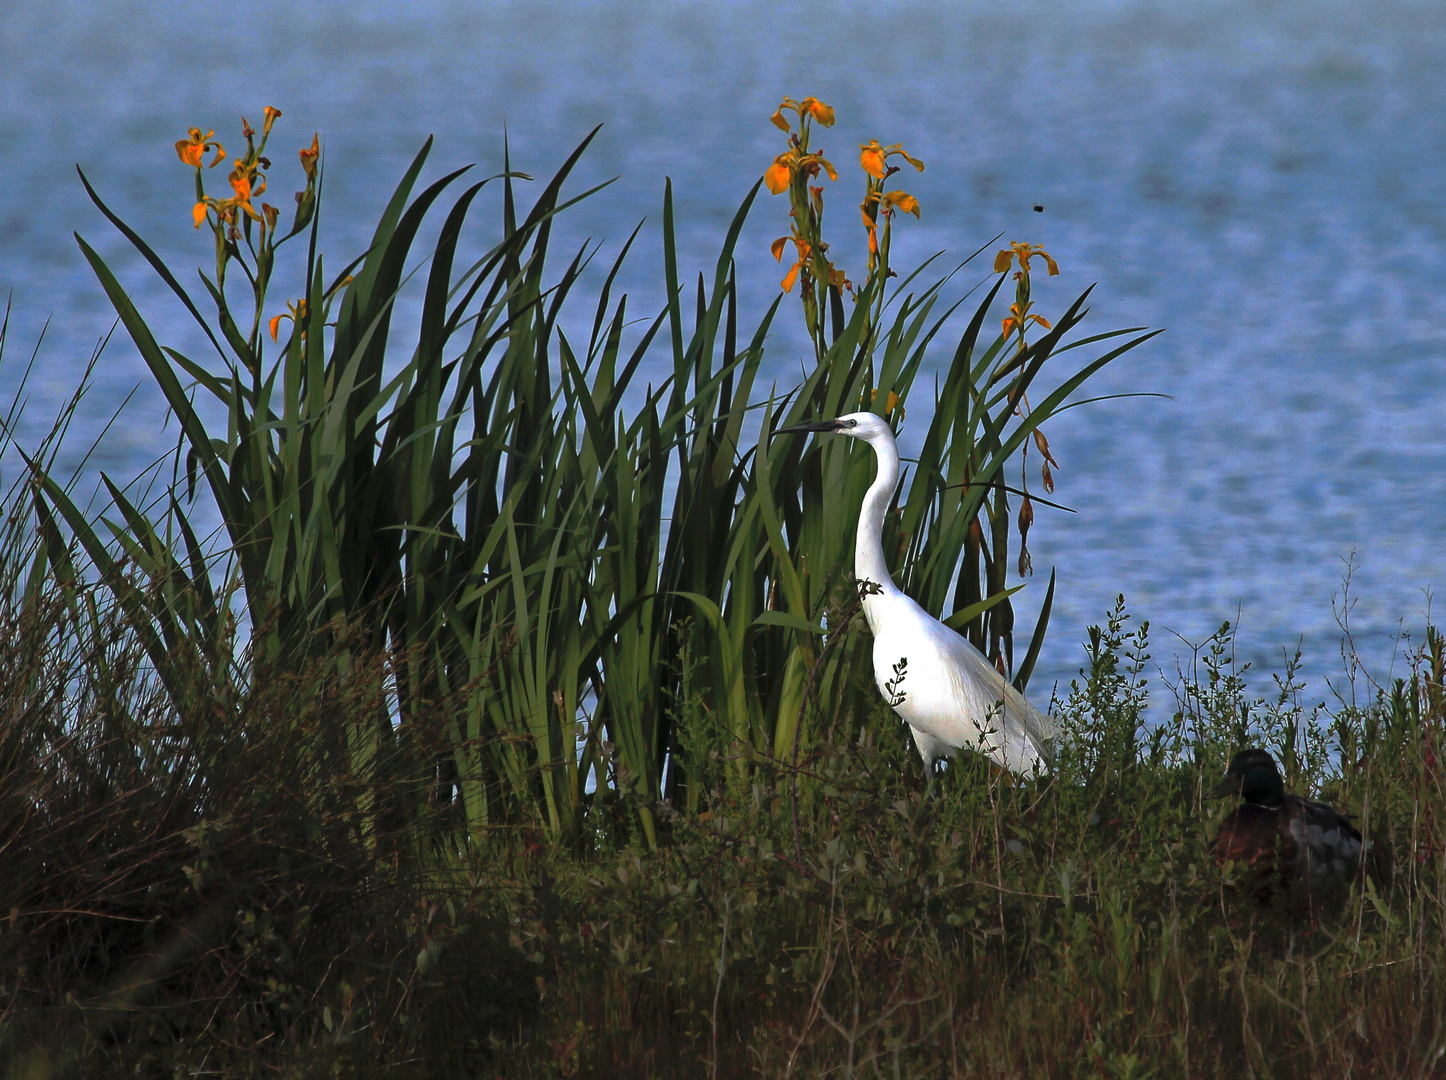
866;596;939;681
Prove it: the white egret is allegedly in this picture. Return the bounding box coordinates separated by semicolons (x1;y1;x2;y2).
775;412;1057;775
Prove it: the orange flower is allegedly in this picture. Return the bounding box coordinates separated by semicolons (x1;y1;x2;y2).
175;127;225;169
800;97;835;126
860;143;885;180
763;148;837;195
861;206;879;255
262;105;282;138
881;190;920;218
864;388;906;419
765;155;792;194
772;235;810;292
1001;303;1052;337
225;160;265;222
230;169;252;204
268;298;308;342
192;202;208;229
994;241;1059;276
299;133;320;179
772;234;848;294
809;153;838;183
770;96;836;132
858;140;924;180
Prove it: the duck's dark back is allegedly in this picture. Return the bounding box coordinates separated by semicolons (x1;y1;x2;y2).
1213;795;1364;914
1284;795;1363;911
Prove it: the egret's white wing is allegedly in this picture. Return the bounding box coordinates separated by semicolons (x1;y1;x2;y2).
944;633;1058;766
863;590;1058;774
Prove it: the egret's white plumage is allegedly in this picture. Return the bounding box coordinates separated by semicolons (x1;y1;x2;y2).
777;412;1057;775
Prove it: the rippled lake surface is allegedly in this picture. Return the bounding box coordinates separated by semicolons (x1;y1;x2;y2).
2;0;1444;707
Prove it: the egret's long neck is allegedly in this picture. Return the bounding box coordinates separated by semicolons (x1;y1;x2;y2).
854;432;901;596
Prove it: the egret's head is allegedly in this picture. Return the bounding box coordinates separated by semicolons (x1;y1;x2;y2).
774;411;896;442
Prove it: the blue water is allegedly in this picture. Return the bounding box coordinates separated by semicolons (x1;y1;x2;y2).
2;0;1444;709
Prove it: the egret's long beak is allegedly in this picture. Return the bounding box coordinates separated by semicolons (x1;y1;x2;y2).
774;419;850;436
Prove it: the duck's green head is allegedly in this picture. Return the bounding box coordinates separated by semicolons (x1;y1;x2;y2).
1206;748;1285;807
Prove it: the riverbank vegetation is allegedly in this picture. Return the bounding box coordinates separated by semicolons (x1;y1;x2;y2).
0;105;1441;1077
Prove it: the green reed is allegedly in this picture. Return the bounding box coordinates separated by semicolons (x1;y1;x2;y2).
29;103;1153;856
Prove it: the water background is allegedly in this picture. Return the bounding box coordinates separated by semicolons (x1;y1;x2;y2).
2;0;1444;712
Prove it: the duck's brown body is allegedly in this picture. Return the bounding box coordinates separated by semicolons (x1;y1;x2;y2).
1212;792;1362;913
1209;749;1364;915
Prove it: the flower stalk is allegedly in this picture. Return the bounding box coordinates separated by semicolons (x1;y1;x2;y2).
765;97;847;360
856;137;923;349
765;99;923;360
178;108;320;370
992;241;1064;574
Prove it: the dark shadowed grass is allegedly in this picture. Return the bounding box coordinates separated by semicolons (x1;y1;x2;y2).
467;607;1443;1079
2;591;1442;1077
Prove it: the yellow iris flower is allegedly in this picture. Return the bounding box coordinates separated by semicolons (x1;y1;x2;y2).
858;140;924;181
880;190;920;218
268;298;308;342
770;96;835;132
226;160;265;222
764;155;792;195
994;241;1059;277
864;388;905;419
1001;303;1052;338
859;190;920;262
175;127;225;169
764;148;838;195
770;234;848;294
771;235;810;292
299;134;320;179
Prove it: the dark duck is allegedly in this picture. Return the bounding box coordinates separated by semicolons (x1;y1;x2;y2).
1207;748;1364;915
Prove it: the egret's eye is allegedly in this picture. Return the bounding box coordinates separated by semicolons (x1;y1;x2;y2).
844;418;859;428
